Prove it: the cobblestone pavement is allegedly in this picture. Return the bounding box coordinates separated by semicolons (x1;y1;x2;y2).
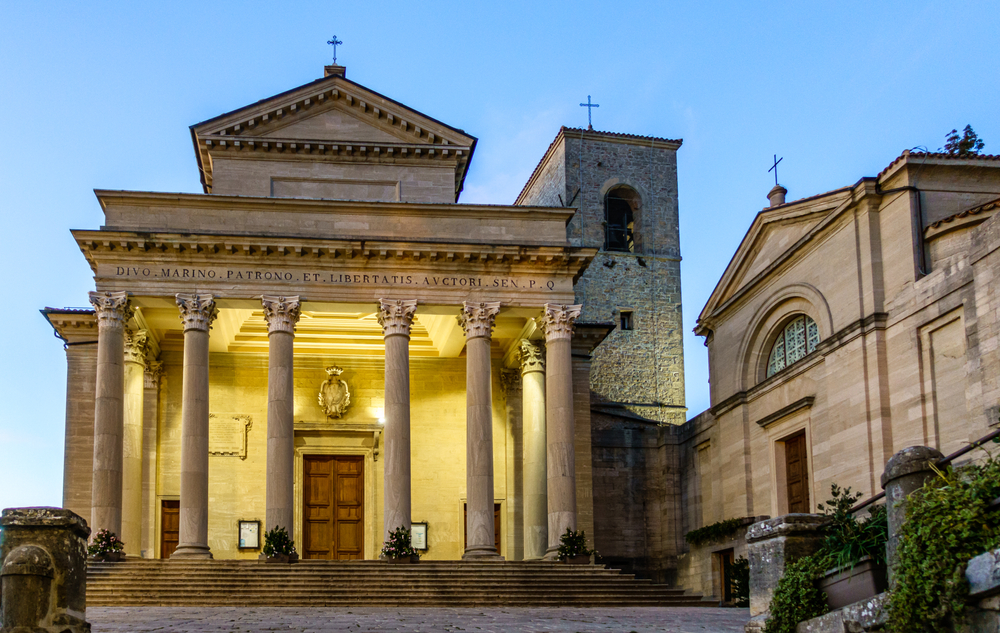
90;606;750;632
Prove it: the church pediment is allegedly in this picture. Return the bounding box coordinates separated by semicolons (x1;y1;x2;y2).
190;70;477;198
697;191;850;331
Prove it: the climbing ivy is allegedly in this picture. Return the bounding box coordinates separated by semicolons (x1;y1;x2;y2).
684;517;748;546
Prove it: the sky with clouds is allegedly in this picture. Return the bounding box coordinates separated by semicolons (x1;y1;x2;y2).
1;0;997;511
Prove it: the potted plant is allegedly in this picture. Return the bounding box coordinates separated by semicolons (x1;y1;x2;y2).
814;485;888;609
260;526;298;563
557;528;595;564
380;526;419;563
88;528;125;562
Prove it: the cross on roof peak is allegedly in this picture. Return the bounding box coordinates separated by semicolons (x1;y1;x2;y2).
579;95;599;130
327;36;343;65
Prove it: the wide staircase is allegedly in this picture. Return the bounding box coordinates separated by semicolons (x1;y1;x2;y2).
87;560;713;607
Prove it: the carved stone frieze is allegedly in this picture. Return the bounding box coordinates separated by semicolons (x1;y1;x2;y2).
144;360;164;389
175;294;218;332
318;365;351;419
261;295;301;335
123;329;149;365
541;303;583;341
88;291;132;330
377;299;418;337
518;340;545;375
458;301;501;340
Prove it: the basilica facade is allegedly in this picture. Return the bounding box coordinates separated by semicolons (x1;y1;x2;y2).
43;63;685;567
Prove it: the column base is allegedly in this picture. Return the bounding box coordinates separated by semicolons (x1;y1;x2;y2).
169;544;213;560
462;546;505;561
542;548;561;562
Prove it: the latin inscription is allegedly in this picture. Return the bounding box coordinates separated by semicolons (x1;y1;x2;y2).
105;266;560;291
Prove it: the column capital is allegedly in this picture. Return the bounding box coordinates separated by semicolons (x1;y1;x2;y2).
500;369;521;397
144;360;164;389
377;299;418;338
540;303;582;342
458;301;501;340
261;295;301;335
175;294;217;332
124;329;149;366
518;340;545;375
89;291;132;330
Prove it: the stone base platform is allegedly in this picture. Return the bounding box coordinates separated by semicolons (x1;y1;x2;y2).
87;559;714;607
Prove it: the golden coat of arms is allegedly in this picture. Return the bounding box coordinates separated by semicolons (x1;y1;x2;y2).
318;365;351;418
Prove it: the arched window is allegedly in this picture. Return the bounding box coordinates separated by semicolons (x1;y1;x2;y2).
604;186;640;252
766;315;820;377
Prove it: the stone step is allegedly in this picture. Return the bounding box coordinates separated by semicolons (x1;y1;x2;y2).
86;560;708;607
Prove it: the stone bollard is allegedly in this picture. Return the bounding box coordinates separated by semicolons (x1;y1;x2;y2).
743;514;827;633
880;446;943;588
0;507;91;633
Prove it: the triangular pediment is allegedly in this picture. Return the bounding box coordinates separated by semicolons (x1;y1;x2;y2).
190;71;477;196
697;189;852;331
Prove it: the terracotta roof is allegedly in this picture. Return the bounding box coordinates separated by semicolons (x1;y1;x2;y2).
515;126;682;205
41;307;94;314
928;197;1000;230
877;151;1000;180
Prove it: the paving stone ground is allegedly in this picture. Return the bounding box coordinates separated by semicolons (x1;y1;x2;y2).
89;606;750;632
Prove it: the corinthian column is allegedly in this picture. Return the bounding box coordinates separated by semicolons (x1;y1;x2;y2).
171;293;217;559
519;340;547;560
459;301;503;560
142;361;163;558
261;295;301;534
541;303;582;560
377;299;418;545
88;290;132;538
121;328;148;557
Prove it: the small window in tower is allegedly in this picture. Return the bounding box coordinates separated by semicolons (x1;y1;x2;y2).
620;310;634;331
604;186;641;252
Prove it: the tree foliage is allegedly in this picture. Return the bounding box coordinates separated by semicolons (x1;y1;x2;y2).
944;125;985;156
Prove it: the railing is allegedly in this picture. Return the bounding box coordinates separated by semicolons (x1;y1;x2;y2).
850;428;1000;514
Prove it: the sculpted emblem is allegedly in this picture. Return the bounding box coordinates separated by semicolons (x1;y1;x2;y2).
318;365;351;419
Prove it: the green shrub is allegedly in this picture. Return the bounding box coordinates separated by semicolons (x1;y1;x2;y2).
887;452;1000;633
88;528;125;558
380;526;418;558
764;552;834;633
557;528;595;560
262;525;296;557
728;556;750;607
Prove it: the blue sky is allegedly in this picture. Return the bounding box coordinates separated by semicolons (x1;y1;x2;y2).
1;1;997;511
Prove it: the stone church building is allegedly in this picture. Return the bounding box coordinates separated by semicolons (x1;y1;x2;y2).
42;64;685;569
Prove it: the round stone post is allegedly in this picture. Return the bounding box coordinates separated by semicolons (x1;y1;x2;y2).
541;303;582;560
262;296;301;535
171;293;217;559
880;445;944;586
121;328;148;557
459;301;503;560
378;299;418;544
88;290;132;539
519;340;547;560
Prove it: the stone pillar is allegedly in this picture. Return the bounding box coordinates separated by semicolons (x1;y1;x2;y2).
141;361;163;558
519;340;547;560
880;445;944;587
459;301;503;560
121;328;148;557
0;507;91;633
377;299;418;544
88;290;132;539
261;296;301;534
171;293;217;559
744;514;827;632
540;303;582;560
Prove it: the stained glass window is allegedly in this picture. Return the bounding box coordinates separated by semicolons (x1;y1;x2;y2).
766;315;820;378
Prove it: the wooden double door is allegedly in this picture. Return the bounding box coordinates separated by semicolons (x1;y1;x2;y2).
303;455;365;560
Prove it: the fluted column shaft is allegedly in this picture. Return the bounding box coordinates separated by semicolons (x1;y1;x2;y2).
378;299;418;544
262;296;301;534
89;291;132;538
459;301;503;560
519;340;547;560
122;328;148;557
541;303;582;560
142;361;163;558
171;294;217;559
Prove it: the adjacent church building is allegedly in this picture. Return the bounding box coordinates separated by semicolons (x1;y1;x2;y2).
43;63;686;568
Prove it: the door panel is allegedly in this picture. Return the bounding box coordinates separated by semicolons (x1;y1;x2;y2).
160;500;179;559
303;455;364;560
785;433;810;513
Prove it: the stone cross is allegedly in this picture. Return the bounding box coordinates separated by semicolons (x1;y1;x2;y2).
769;154;783;186
327;36;343;64
579;95;599;130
